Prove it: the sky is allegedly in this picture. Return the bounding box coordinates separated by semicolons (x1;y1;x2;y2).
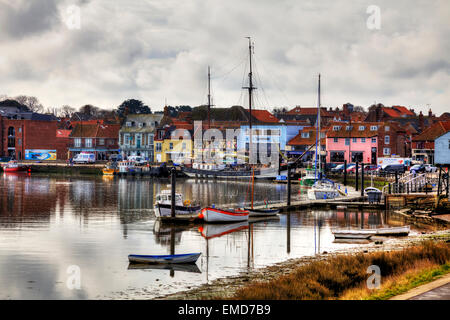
0;0;449;114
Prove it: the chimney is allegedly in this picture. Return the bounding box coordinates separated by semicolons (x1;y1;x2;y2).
428;108;433;118
419;111;424;132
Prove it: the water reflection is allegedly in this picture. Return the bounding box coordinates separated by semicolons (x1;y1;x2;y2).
0;175;411;299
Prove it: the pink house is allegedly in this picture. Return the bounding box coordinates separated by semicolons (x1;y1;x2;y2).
326;122;379;164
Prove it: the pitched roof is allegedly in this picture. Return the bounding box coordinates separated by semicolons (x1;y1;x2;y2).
287;106;332;117
247;109;279;123
412;121;450;141
288;126;327;146
70;123;120;138
326;122;380;138
393;106;415;116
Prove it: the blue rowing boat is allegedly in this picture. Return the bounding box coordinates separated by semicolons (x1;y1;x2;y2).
128;252;201;264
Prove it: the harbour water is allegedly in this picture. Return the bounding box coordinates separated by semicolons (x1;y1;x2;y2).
0;173;411;299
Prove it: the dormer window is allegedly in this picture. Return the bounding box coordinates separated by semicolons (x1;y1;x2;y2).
138;123;143;128
385;126;390;132
301;132;310;138
346;126;353;131
359;126;365;131
333;126;341;131
126;122;132;127
370;125;378;131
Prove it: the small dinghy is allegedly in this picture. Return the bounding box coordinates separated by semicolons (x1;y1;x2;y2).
375;226;410;236
128;252;201;264
332;229;377;239
199;207;249;223
244;207;280;217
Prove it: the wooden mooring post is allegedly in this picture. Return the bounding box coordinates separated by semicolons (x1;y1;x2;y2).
355;162;359;192
287;164;292;207
171;167;176;218
361;163;365;197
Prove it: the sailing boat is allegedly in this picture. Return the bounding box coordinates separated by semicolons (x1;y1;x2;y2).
181;40;287;179
307;74;342;200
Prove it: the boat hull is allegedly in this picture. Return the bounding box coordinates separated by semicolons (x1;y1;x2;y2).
3;166;30;172
332;229;377;239
155;203;201;218
307;189;341;200
182;166;287;180
200;207;249;223
128;253;201;264
244;208;280;217
375;226;410;236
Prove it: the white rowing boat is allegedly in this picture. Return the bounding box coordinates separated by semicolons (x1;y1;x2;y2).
199;207;249;223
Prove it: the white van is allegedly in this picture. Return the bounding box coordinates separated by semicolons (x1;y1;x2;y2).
73;153;95;164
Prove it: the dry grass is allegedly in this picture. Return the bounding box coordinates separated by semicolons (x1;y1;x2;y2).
232;241;450;300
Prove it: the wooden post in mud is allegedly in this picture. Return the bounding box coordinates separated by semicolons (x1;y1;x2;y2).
171;167;176;218
344;160;348;187
355;162;359;192
361;163;365;197
170;227;175;277
287;164;292;206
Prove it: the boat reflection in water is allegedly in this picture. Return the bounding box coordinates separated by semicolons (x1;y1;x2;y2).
127;263;201;273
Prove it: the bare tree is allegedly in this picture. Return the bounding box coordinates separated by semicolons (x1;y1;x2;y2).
14;95;44;113
60;105;76;118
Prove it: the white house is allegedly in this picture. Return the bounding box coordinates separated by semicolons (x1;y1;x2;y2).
435;131;450;165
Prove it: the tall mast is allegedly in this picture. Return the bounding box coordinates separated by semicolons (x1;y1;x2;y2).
315;74;321;180
243;37;257;160
207;66;212;129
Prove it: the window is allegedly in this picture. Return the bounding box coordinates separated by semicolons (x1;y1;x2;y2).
148;134;154;146
301;132;310;138
169;143;173;150
372;138;377;143
333;138;339;143
85;138;92;148
156;143;162;152
359;126;365;131
330;151;345;162
320;132;326;139
370;125;378;131
352;138;357;143
18;139;22;146
182;142;186;150
385;135;390;144
333;126;341;131
124;134;130;146
74;138;81;147
385;126;390;132
99;139;105;145
158;130;164;139
351;151;363;163
383;147;391;155
345;138;350;146
361;138;366;143
8;127;15;137
138;123;143;128
126;122;132;127
346;126;353;131
18;127;22;133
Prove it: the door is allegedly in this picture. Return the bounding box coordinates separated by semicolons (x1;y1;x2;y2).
371;147;377;165
136;134;141;149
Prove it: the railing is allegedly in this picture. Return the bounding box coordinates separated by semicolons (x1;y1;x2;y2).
382;173;432;194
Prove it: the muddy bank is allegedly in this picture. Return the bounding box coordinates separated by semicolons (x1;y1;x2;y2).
158;229;450;300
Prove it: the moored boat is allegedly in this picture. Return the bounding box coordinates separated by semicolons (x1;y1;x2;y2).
102;162;119;175
307;179;342;200
154;190;201;218
332;228;377;239
128;252;201;264
244;207;279;217
199;207;249;223
375;226;410;236
2;161;31;173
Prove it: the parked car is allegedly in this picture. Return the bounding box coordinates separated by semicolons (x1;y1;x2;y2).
365;165;379;172
379;164;406;175
127;155;147;165
73;153;96;164
410;164;426;174
424;164;437;173
325;163;338;170
345;164;356;173
331;164;345;174
109;154;123;162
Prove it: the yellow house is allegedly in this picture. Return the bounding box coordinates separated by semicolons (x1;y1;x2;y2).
154;130;193;164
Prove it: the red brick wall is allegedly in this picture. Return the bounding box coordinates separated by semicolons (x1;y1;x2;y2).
1;119;69;160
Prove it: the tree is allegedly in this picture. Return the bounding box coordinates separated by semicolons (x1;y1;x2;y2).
79;104;100;118
116;99;151;118
60;105;76;118
14;95;44;113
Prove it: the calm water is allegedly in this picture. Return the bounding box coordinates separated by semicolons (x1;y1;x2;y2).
0;173;408;299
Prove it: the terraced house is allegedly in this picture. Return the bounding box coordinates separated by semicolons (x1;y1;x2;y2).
118;114;163;161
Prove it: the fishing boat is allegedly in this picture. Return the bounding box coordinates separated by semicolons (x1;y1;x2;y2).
128;252;201;264
102;162;119;175
307;179;342;200
154;190;201;218
332;228;377;239
2;161;31;173
199;207;249;223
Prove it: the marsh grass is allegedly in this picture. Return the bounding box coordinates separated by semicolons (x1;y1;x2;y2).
232;241;450;300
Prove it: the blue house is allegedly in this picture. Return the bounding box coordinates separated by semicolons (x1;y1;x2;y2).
435;131;450;165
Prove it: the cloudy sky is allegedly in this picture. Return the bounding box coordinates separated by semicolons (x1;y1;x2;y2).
0;0;449;114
